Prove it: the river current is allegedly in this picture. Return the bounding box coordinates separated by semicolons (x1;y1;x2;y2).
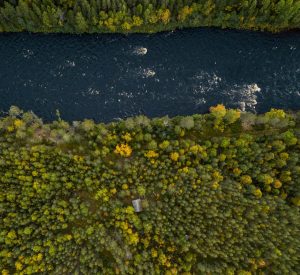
0;28;300;122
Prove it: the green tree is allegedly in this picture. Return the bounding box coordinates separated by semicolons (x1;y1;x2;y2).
75;11;88;32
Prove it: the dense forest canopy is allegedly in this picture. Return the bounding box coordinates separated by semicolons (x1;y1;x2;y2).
0;0;300;33
0;105;300;274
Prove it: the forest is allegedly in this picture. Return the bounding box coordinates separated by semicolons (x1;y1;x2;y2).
0;105;299;274
0;0;299;33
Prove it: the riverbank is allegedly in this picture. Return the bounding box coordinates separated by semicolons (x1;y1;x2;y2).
1;105;299;274
0;0;299;34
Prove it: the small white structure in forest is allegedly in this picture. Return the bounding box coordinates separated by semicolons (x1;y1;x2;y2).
132;198;142;212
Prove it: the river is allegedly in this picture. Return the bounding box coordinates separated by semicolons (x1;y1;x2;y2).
0;28;300;122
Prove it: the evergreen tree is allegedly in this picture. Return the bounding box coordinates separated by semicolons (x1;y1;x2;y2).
75;10;88;32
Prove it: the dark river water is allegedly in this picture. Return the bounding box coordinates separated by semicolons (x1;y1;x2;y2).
0;29;300;122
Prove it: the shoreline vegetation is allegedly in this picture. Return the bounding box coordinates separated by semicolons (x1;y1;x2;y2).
1;105;300;274
0;1;300;34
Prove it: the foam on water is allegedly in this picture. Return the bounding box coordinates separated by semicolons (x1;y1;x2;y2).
81;87;101;96
191;72;222;95
133;47;148;56
65;60;76;67
190;71;260;111
118;91;135;98
136;68;156;78
22;49;34;59
227;83;261;112
145;69;156;78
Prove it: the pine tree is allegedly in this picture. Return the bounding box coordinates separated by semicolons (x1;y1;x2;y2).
75;11;88;32
42;11;51;30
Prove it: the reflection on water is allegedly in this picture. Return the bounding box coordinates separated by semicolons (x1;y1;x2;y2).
0;29;300;122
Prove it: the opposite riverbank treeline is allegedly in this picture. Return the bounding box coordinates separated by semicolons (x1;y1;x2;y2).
0;105;300;274
0;0;299;33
